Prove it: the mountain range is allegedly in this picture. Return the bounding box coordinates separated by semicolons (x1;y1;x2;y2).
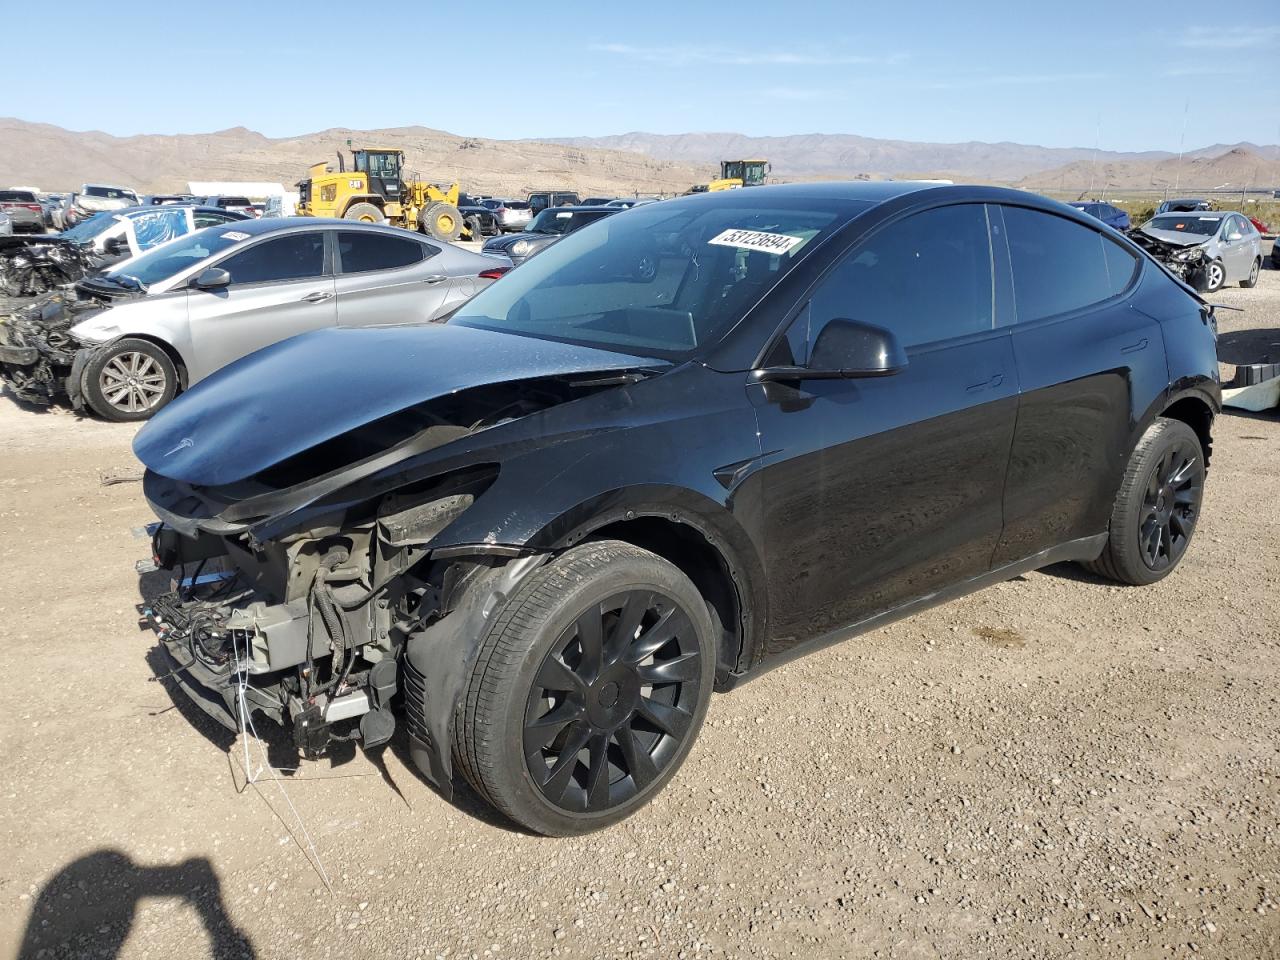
1;118;1277;197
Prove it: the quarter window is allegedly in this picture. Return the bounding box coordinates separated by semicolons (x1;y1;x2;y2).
218;233;325;285
807;204;994;349
1002;206;1116;324
336;231;428;273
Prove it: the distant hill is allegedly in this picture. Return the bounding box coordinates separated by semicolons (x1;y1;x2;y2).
0;118;710;197
1016;146;1280;195
1;118;1276;197
535;131;1180;182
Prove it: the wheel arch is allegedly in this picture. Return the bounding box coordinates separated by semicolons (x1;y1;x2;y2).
525;488;767;686
1159;390;1216;469
86;333;189;392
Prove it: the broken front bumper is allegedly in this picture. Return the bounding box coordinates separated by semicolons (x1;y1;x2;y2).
0;319;93;406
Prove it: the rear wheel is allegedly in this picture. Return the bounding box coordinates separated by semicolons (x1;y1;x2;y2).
1083;417;1205;585
83;338;178;421
454;540;716;835
344;201;385;224
1241;257;1260;288
464;215;484;242
423;202;463;241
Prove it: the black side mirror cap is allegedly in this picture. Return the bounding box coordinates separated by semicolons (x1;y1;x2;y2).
191;266;231;290
754;318;908;382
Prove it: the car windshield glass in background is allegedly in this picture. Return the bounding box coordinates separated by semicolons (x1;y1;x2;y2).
502;201;530;210
0;190;37;202
1147;215;1221;237
219;232;326;284
452;198;852;359
337;231;426;272
60;212;117;242
110;228;251;287
525;210;611;235
85;186;137;201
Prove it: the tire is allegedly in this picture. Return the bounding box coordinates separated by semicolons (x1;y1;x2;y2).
454;540;716;836
422;202;463;241
1240;257;1260;288
83;338;178;422
464;215;484;242
1203;259;1225;292
1082;417;1205;586
343;201;385;224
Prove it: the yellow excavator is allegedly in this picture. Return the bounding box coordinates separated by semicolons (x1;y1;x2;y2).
296;146;469;241
708;159;770;191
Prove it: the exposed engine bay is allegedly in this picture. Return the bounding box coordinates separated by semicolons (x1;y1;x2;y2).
0;279;142;405
0;235;103;298
1129;231;1211;292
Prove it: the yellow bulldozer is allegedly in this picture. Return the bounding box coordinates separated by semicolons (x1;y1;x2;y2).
296;146;474;241
708;158;770;191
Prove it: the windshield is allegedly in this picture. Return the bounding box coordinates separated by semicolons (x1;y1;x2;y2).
452;196;854;360
525;209;612;235
107;227;250;288
84;186;138;201
60;212;118;242
1146;215;1222;237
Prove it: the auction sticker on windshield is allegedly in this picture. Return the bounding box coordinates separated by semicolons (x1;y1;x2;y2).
708;228;804;255
221;231;251;242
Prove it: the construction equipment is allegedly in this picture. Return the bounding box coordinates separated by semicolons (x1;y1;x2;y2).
708;159;770;192
296;147;468;241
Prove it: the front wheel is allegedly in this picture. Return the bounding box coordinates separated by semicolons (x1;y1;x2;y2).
1082;417;1205;585
454;540;716;835
1203;259;1226;292
83;338;178;421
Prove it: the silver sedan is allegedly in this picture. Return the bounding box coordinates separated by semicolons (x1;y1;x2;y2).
6;218;511;420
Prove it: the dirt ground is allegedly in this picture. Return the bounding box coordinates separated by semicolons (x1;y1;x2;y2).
1;263;1278;960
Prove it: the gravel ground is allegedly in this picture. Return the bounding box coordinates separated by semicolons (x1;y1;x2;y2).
1;262;1278;960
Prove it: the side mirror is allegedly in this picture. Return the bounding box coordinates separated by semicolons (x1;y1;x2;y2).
104;236;130;256
755;318;907;382
1227;232;1243;241
191;267;231;290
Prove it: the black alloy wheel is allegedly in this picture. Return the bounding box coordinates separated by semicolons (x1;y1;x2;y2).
1137;440;1202;572
523;589;703;814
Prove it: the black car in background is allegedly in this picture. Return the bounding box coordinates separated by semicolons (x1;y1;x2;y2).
457;192;501;239
528;190;581;214
481;205;618;265
134;182;1219;836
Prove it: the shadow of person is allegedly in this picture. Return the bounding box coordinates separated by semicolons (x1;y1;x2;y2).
18;850;255;959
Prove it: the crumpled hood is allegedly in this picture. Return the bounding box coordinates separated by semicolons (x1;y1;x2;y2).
134;323;660;488
1139;227;1209;247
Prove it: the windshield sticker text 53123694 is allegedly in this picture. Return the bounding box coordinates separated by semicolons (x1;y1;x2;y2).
708;228;804;255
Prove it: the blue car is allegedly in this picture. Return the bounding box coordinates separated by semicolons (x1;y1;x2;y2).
1068;201;1131;231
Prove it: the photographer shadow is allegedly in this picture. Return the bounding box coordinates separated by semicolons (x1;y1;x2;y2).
18;849;254;959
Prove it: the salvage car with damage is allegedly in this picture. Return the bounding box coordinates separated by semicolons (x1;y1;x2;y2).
1130;210;1263;292
133;182;1220;835
0;218;510;418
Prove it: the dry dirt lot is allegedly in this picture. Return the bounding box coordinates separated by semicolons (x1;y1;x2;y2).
1;265;1278;960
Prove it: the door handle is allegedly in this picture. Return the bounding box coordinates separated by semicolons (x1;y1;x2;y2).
423;274;448;285
966;373;1004;393
301;290;333;303
1120;338;1148;355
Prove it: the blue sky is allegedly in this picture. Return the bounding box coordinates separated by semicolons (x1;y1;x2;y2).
5;0;1277;152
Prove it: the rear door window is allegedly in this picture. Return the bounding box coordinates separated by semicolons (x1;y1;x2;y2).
1000;206;1117;324
193;210;239;228
807;203;994;349
336;231;428;273
218;232;326;285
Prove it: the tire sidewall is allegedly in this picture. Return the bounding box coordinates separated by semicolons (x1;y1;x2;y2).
1204;259;1225;292
486;550;716;835
83;338;178;421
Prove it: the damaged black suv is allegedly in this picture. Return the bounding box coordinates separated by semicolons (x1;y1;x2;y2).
135;183;1220;835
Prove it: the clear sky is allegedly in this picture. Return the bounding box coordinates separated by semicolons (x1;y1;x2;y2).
5;0;1277;152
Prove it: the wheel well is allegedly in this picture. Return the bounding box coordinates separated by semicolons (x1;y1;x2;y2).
587;517;744;682
112;335;188;391
1161;396;1214;469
